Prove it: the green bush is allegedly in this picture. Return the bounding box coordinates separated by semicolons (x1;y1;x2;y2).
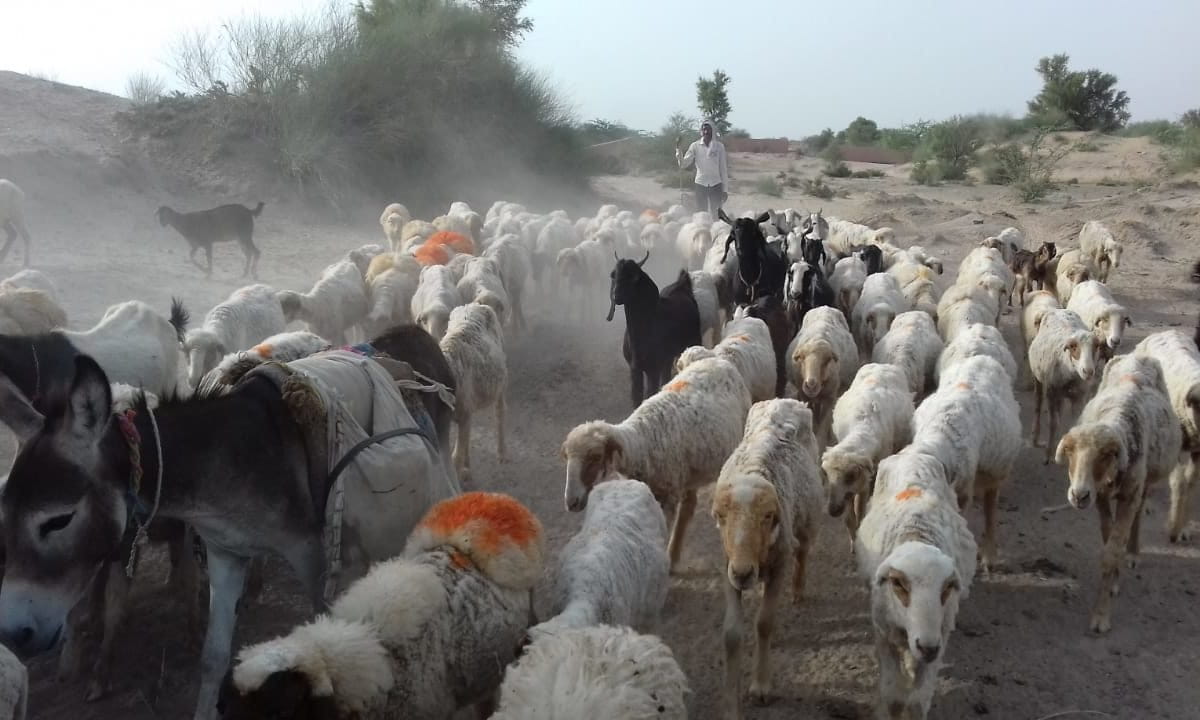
1074;139;1101;152
915;116;983;181
844;116;880;146
878;121;930;152
755;176;783;197
981;144;1025;185
910;159;940;185
1169;127;1200;173
850;169;885;179
804;177;835;199
823;161;852;178
984;129;1070;201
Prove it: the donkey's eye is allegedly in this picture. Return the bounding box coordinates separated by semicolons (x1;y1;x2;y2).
39;512;75;538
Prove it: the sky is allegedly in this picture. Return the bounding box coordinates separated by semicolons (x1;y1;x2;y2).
3;0;1198;139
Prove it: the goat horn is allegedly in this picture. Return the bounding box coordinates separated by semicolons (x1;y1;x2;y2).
613;250;620;262
637;251;650;267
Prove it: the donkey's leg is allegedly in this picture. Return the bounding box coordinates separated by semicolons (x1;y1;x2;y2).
194;547;249;720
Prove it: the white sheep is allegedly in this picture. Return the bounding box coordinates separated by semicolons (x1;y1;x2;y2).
675;316;775;402
956;246;1014;317
184;284;286;389
688;270;723;347
1051;248;1093;305
830;255;868;315
532;478;669;636
676;221;713;270
411;265;462;341
401;219;437;250
1066;279;1132;351
1029;309;1102;463
222;492;544;719
851;272;907;356
910;355;1021;571
872;310;943;399
346;243;387;279
826;218;893;257
0;269;58;304
711;398;823;717
855;449;976;720
534;217;578;299
936;284;997;344
562;355;752;569
901;245;945;275
555;238;609;323
1078;220;1122;283
456;256;511;327
440;302;507;482
492;624;689;720
278;259;368;346
362;253;421;337
0;179;32;266
1055;354;1181;633
379;202;411;251
484;234;534;332
61;299;189;398
787;306;859;446
1019;290;1061;379
934;322;1017;387
822;363;915;546
203;329;330;389
1134;330;1200;542
0;287;66;335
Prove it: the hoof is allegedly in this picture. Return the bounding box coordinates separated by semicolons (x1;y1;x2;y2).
1089;613;1112;635
749;683;773;706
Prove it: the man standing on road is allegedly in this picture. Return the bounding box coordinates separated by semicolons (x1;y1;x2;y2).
676;118;729;215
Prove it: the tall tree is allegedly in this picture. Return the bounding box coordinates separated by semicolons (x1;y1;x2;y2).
1027;54;1130;131
696;69;732;135
355;0;532;46
844;116;880;145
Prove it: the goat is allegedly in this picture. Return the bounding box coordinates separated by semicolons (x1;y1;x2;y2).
1009;242;1057;306
737;295;791;398
855;244;885;275
719;210;788;304
156;202;265;279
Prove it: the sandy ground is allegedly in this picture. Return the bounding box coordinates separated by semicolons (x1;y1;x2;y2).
3;72;1200;719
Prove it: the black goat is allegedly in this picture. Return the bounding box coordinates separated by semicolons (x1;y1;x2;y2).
607;252;701;406
785;261;835;331
801;235;827;270
369;323;458;463
157;202;265;279
855;244;885;275
718;209;788;304
741;294;792;398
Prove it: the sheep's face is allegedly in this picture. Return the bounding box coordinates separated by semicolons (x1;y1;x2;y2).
822;451;873;517
216;668;338;720
712;478;781;591
796;342;837;399
865;307;896;349
1065;265;1090;285
561;425;621;512
186;334;227;390
1057;428;1122;509
418;309;450;342
1062;332;1099;382
1094;309;1131;349
1105;243;1122;270
874;541;960;666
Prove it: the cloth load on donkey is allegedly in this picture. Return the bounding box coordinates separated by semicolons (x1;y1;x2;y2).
245;349;461;602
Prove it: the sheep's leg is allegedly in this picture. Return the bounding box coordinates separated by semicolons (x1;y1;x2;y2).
666;489;698;571
791;535;810;602
1096;493;1113;544
875;639;906;720
981;484;1000;573
14;220;31;267
1126;489;1146;568
1092;486;1141;634
495;385;508;463
843;501;859;550
1168;455;1196;543
189;245;205;270
195;548;250;720
85;561;130;701
720;582;745;720
454;410;472;483
0;224;16;264
750;568;782;706
1044;394;1062;464
1030;383;1044;447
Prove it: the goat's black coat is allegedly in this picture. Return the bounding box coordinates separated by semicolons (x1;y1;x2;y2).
157;201;264;278
368;323;457;453
742;294;791;398
801;236;827;270
855;244;884;275
719;210;788;305
607;254;701;406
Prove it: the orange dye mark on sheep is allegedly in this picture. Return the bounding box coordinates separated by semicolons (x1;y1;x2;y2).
418;492;541;553
895;487;924;502
1118;374;1138;385
665;379;690;392
729;334;751;343
252;343;274;358
954;382;971;391
427;230;475;255
449;550;472;570
414;243;450;266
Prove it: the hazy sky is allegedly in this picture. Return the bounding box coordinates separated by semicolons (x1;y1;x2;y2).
4;0;1197;138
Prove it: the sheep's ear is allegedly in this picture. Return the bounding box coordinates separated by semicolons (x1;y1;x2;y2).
1054;435;1073;465
873;561;894;586
1124;316;1133;328
0;373;44;443
603;433;623;471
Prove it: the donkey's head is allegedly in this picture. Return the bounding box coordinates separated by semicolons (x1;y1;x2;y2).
0;355;128;659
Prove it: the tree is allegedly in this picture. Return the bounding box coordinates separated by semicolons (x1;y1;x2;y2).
355;0;532;46
919;116;983;181
1027;54;1130;132
696;69;732;135
844;116;880;146
1182;109;1200;130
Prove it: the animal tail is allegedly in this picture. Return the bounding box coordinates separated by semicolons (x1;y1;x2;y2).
169;297;189;343
251;201;265;217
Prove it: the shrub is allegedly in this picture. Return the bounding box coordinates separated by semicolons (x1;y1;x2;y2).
804;177;835;199
915;116;983;181
126;72;167;108
878;121;930;152
755;176;783;197
1074;139;1101;152
910;159;940;185
1183;109;1200;130
985;128;1070;202
981;144;1026;185
1169;127;1200;173
823;161;852;178
802;128;835;154
844;116;880;146
850;169;885;178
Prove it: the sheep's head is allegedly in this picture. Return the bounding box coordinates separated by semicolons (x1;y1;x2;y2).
872;540;961;666
561;422;621;512
1056;425;1124;509
473;290;509;327
416;307;450;342
1093;307;1132;350
786;261;810;300
674;346;715;375
794;339;838;399
1104;241;1123;270
1065;264;1091;284
276;291;304;322
184;329;227;390
711;476;783;591
821;447;873;517
1063;330;1100;382
864;306;896;350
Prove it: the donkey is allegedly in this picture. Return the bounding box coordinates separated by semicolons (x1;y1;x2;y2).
0;352;449;720
718;209;788;306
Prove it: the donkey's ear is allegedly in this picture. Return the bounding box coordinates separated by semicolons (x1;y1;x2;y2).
0;373;43;443
64;355;112;444
755;211;771;224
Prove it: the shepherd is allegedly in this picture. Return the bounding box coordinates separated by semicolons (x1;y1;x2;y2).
676;118;729;215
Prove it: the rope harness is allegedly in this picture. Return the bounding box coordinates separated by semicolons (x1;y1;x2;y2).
116;406;164;579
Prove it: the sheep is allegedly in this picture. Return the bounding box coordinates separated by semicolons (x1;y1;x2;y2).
1134;330;1200;542
830;255;868;315
826;218;893;258
1067;279;1132;352
0;269;57;303
900;245;945;275
873;310;944;399
711;398;822;716
277;259;368;346
439;302;507;482
483;234;534;333
156;201;263;278
218;491;544;720
934;322;1017;386
456;256;510;327
910;355;1022;571
956;246;1014;316
0;287;66;335
533;217;578;298
401;219;437;249
676;220;714;270
689;270;723;347
562;355;752;569
1029;309;1103;462
822;363;915;546
855;449;976;720
0;642;26;720
555;238;609;323
787;306;859;445
493;625;688;720
1049;248;1093;305
936;284;998;344
0;179;32;267
362;254;421;338
531;478;669;636
851;272;907;356
184;284;286;389
205;330;331;388
1055;354;1181;633
1019;290;1061;380
411;265;462;341
674;316;776;402
379;202;411;251
1078;220;1122;283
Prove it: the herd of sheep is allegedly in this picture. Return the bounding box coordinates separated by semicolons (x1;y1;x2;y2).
0;176;1194;720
